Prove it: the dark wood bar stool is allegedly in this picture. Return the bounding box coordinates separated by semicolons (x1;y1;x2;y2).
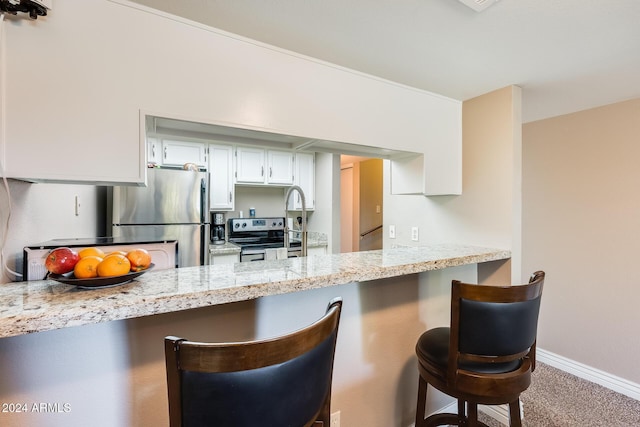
164;298;342;427
415;271;545;427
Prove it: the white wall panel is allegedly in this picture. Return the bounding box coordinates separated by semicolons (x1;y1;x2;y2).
2;0;460;192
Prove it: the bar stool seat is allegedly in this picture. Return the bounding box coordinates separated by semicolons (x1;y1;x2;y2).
415;272;545;427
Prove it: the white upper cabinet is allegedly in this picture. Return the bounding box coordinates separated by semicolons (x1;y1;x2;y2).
266;150;294;185
291;153;315;210
147;138;162;166
161;140;207;168
235;146;266;183
236;147;294;185
209;144;235;210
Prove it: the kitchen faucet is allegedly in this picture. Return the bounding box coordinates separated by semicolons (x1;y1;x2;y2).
284;185;307;257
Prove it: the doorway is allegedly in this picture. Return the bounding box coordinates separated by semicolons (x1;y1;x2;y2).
340;156;383;253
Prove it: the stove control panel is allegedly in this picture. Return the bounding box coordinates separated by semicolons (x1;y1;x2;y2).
228;217;286;232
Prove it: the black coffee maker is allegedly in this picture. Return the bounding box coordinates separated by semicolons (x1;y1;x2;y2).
211;212;226;245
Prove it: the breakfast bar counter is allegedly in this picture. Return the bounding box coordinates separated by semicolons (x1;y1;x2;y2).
0;244;510;339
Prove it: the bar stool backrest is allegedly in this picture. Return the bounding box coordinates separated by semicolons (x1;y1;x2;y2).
164;298;342;427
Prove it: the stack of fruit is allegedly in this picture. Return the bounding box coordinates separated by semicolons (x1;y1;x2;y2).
45;247;152;279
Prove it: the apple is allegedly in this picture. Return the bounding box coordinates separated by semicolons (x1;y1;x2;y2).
45;247;80;275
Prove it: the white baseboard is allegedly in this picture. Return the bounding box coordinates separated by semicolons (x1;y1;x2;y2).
537;348;640;401
421;401;513;426
479;403;511;425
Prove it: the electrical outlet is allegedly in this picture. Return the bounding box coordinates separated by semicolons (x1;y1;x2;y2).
330;411;340;427
389;225;396;239
411;226;419;241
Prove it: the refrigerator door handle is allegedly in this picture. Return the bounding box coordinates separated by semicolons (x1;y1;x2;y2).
200;178;207;224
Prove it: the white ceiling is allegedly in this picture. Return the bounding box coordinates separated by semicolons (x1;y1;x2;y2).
130;0;640;123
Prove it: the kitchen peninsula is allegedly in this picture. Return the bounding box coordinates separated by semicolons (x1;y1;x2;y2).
0;244;509;339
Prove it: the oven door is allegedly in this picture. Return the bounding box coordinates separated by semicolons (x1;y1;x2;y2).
240;248;265;262
287;248;302;258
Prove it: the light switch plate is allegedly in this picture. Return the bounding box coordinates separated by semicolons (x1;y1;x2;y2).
411;227;419;241
389;225;396;239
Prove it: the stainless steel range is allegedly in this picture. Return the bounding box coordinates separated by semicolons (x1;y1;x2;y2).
228;217;302;262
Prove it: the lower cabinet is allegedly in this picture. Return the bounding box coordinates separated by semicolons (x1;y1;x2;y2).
307;246;327;256
209;252;240;265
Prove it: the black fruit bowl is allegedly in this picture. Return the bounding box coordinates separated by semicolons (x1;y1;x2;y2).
48;264;155;289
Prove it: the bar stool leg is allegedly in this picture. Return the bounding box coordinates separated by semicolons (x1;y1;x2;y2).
415;377;427;427
468;402;478;427
509;399;522;427
457;399;466;424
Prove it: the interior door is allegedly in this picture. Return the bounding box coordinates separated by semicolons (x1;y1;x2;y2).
340;166;353;253
358;159;383;252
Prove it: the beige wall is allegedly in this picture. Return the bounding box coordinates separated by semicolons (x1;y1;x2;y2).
384;85;519;283
522;98;640;382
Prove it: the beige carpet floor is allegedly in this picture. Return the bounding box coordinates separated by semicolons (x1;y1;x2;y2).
478;362;640;426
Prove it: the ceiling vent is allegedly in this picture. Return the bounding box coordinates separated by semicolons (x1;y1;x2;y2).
457;0;499;12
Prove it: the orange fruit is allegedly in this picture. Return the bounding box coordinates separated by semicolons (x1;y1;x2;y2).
73;256;103;279
126;249;152;272
97;254;131;277
78;247;105;259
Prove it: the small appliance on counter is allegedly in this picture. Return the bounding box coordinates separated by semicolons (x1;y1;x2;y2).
211;212;226;245
23;237;177;281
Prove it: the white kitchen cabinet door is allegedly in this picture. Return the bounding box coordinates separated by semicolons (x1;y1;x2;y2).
209;252;240;265
307;246;326;256
209;144;235;210
147;138;162;166
291;153;315;210
235;146;265;183
162;140;207;168
267;150;294;185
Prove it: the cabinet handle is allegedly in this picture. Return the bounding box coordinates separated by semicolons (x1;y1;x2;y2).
261;166;264;177
270;167;273;177
229;192;233;203
151;145;156;158
163;146;167;159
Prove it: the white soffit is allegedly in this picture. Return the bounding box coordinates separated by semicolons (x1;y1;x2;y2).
458;0;500;12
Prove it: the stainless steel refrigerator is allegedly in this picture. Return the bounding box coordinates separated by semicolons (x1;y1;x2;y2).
112;168;209;267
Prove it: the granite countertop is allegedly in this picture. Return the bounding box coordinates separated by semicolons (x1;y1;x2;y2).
208;241;242;255
0;244;509;339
